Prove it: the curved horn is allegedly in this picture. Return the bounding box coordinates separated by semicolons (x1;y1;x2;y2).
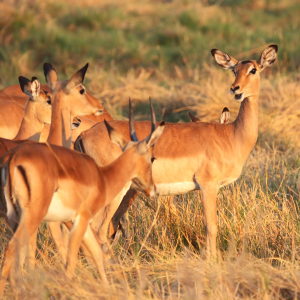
149;97;156;133
129;98;138;142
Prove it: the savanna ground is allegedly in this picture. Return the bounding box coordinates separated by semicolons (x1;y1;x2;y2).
0;0;300;298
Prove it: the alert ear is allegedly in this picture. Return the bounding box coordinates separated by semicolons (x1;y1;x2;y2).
219;107;230;124
104;120;128;150
43;63;58;92
19;76;32;97
65;63;89;94
211;49;238;69
30;77;41;100
257;44;278;71
145;121;165;149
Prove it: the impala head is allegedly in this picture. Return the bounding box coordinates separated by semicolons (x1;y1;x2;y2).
43;63;104;117
19;76;52;124
211;44;278;102
105;98;165;198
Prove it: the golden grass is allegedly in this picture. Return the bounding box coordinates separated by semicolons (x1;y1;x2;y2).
1;65;300;299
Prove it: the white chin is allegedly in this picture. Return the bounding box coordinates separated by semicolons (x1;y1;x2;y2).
234;93;244;102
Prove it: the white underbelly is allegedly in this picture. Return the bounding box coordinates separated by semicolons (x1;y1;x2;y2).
43;191;76;222
155;181;199;196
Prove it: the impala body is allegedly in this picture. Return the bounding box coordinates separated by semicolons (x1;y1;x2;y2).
0;102;164;295
76;45;278;256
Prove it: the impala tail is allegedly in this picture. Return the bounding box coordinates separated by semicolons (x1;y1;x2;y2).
1;156;22;232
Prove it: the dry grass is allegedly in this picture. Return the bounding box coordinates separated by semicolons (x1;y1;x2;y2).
1;66;300;299
1;0;300;299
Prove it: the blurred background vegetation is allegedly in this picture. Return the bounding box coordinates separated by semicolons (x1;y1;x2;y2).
0;0;299;80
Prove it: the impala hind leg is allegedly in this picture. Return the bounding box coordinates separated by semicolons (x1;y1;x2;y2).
0;214;41;296
200;185;218;257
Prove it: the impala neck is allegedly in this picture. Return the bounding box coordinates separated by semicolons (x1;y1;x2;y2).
47;98;72;148
101;149;137;202
14;102;43;142
234;92;259;156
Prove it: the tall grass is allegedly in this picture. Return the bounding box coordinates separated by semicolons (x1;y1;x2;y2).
0;0;300;299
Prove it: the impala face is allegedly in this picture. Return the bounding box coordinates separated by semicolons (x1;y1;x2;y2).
104;119;165;199
19;76;52;124
211;44;278;102
33;90;52;124
44;63;104;118
230;60;260;102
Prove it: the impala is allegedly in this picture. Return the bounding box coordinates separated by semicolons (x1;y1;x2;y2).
0;62;106;267
0;82;113;141
75;45;278;256
0;100;164;295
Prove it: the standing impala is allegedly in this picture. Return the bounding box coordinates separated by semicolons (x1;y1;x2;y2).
75;45;278;256
0;100;164;295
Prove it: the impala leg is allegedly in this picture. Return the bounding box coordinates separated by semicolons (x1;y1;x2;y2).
82;225;108;284
47;222;68;262
64;221;94;265
200;185;218;257
94;184;131;253
0;214;41;296
109;187;138;239
19;228;38;270
65;215;89;278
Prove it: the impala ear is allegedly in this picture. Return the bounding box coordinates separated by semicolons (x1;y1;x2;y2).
44;63;58;92
104;120;128;150
65;63;89;94
30;77;41;100
145;121;165;149
257;44;278;71
211;49;238;69
19;76;32;97
220;107;230;124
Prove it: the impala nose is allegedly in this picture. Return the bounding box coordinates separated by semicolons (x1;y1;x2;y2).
230;85;240;94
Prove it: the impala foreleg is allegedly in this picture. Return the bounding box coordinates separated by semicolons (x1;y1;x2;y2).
82;225;108;284
109;187;138;239
200;185;218;257
94;184;131;253
65;215;89;278
47;222;69;262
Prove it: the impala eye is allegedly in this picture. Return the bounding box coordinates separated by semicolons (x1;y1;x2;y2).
80;88;85;95
151;157;156;163
232;69;236;76
250;68;257;74
47;97;52;105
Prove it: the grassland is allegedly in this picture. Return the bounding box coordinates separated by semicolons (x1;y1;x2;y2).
0;0;300;299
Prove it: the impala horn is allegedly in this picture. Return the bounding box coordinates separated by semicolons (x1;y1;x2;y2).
129;97;138;142
149;97;156;133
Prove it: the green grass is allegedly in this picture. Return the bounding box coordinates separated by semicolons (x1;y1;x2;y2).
0;0;300;88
